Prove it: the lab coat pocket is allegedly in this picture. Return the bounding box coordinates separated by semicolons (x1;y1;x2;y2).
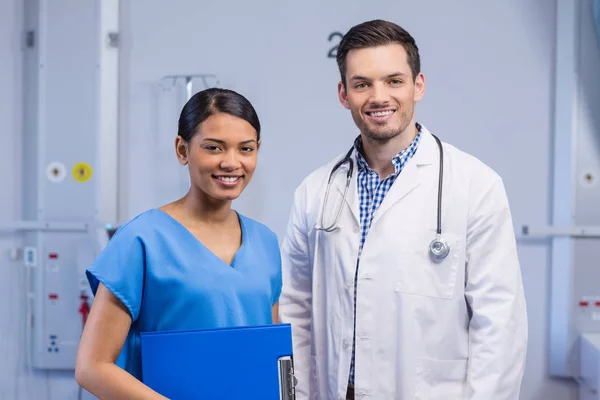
414;358;468;400
396;231;461;300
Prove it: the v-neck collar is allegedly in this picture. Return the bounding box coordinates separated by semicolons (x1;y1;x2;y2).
152;208;248;268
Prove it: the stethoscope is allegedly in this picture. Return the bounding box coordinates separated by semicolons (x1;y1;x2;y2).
315;133;450;262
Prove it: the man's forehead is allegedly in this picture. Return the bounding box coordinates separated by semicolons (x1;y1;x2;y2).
346;43;408;60
345;44;410;75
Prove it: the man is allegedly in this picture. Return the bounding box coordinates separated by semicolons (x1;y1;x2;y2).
278;19;528;399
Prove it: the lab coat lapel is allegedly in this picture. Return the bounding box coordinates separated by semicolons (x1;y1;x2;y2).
334;153;360;224
372;129;436;225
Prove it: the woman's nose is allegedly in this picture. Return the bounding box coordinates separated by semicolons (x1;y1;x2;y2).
219;152;241;170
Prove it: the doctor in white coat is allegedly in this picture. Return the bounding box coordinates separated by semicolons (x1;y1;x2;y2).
278;19;528;400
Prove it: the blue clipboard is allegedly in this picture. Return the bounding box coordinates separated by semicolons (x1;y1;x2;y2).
140;323;297;400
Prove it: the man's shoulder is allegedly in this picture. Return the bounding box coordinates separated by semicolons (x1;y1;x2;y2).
286;150;351;213
297;150;349;190
443;140;502;184
438;140;511;215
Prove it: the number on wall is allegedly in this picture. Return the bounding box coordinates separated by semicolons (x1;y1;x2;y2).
327;32;344;59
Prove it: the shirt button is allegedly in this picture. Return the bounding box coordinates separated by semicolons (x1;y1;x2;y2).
353;225;359;233
343;339;350;349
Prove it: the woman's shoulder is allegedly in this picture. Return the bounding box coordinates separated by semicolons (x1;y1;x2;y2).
237;212;279;243
109;209;169;241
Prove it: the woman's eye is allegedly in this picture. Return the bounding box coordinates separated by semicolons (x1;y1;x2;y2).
204;146;220;151
241;147;254;152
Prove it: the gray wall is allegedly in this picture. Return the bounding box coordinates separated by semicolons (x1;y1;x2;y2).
118;2;565;398
2;0;599;398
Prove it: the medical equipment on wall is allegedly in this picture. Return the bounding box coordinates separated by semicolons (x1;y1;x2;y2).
315;132;449;261
0;0;120;376
516;3;600;397
159;74;220;101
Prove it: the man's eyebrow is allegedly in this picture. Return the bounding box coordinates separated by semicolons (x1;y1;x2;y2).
349;72;406;81
385;72;406;78
349;75;370;82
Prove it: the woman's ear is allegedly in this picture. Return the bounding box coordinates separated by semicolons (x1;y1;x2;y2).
175;136;189;165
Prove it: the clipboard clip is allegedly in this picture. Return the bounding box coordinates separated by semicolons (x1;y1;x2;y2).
278;356;298;400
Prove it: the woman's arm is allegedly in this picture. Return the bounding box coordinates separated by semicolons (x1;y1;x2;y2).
272;301;279;323
75;283;169;400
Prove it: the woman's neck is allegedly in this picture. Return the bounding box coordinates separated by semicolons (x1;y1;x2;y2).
179;189;234;225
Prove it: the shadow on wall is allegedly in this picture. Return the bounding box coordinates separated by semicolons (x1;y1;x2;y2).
577;0;600;231
587;0;600;151
574;0;600;165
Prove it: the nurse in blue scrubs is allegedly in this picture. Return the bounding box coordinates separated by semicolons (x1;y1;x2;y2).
75;88;281;399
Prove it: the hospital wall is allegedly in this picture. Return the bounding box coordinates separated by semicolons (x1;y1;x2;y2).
0;0;597;399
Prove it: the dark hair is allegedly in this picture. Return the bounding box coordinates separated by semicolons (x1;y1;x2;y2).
336;19;421;87
178;87;261;142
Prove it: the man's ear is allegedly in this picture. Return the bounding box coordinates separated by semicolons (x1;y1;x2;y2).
338;81;350;110
413;72;426;103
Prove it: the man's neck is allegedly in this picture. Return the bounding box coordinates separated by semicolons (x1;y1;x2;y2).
360;123;418;178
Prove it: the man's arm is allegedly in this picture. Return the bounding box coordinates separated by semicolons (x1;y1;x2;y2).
464;175;528;399
278;182;314;398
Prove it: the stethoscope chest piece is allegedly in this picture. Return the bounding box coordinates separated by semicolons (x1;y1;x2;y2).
429;235;450;262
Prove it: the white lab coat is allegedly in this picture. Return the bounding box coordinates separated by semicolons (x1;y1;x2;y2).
278;126;528;400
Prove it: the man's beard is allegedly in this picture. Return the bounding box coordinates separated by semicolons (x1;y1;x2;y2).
352;108;414;144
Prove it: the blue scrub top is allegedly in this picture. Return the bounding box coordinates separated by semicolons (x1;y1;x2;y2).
85;209;282;381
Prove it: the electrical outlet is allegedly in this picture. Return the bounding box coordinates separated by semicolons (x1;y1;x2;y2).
24;247;36;267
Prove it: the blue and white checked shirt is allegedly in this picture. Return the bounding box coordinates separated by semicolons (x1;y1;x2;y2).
348;126;422;386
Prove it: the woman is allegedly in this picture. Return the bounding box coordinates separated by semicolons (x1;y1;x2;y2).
75;88;281;399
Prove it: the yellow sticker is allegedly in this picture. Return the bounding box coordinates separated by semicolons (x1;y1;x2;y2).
72;162;92;182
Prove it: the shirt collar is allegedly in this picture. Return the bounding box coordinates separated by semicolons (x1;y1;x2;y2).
353;122;423;175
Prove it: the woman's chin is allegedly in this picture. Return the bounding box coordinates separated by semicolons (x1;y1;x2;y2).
190;179;248;203
207;187;244;202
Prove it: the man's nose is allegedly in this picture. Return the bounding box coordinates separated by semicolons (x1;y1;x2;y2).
369;83;391;105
